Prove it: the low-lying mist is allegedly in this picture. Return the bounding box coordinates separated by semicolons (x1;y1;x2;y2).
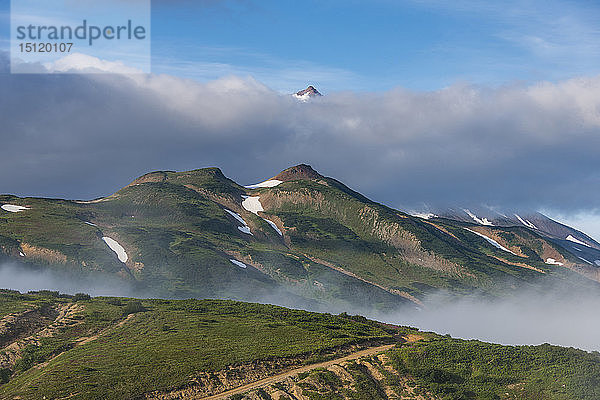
386;289;600;353
3;261;600;353
0;262;137;298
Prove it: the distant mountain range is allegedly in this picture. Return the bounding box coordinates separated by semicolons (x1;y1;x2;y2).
1;164;599;312
432;208;600;268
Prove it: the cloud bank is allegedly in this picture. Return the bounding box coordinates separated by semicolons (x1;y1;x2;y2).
394;288;600;352
1;53;599;216
0;262;136;297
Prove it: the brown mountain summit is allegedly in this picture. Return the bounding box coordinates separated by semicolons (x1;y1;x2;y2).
295;85;322;98
273;164;323;182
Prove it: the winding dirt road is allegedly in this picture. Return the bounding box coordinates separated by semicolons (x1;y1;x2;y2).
200;343;396;400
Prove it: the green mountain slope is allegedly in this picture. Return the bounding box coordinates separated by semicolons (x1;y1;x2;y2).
1;291;599;400
0;165;598;311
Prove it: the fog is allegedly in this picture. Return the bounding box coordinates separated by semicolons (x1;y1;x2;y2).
0;262;138;298
3;263;600;353
376;288;600;352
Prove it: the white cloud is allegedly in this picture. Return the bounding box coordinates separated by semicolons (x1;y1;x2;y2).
44;53;144;74
0;53;599;224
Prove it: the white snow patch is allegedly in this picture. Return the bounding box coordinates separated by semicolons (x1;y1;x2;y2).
413;213;437;220
225;209;253;235
225;209;246;225
238;226;252;235
566;235;588;247
463;209;493;226
242;196;264;215
545;258;564;266
102;237;128;263
515;214;537;230
263;218;283;236
19;252;25;257
1;204;30;213
84;221;97;227
525;219;537;229
578;256;593;265
465;228;516;255
245;179;283;189
573;247;582;251
230;259;247;269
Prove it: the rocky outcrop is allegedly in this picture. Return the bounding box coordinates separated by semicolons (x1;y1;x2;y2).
273;164;323;182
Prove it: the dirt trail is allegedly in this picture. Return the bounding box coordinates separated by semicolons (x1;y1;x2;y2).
199;344;395;400
0;303;83;369
35;313;136;371
76;313;135;346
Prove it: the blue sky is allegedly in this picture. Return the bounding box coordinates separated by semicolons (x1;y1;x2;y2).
152;0;600;91
3;0;600;91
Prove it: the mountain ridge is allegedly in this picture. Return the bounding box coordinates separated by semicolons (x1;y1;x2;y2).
1;164;599;312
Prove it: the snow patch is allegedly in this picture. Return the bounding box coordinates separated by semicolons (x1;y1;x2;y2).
84;221;98;227
573;247;582;252
238;226;252;235
263;218;283;236
230;259;247;269
515;214;537;230
19;252;25;257
413;212;437;220
1;204;30;213
463;209;493;226
225;209;246;225
465;228;516;255
578;256;593;265
566;235;588;247
102;237;128;263
545;258;564;266
242;196;264;215
245;179;283;189
225;209;253;236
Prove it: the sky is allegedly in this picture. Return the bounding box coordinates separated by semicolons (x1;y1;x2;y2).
151;0;600;91
0;0;599;240
4;0;600;90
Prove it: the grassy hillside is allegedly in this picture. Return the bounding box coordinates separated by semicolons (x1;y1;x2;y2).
2;291;599;400
0;290;393;399
247;334;600;400
389;335;600;400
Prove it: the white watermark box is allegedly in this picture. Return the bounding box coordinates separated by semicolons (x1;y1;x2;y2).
11;0;151;73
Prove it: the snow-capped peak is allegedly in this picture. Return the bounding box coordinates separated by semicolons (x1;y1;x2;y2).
294;85;322;102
